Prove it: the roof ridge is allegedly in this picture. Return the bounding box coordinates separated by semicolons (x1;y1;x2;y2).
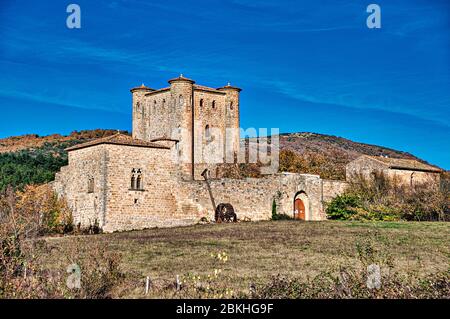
363;155;442;172
65;134;170;152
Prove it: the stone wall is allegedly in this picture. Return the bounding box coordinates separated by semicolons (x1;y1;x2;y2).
322;179;349;203
54;143;206;233
54;145;108;228
182;173;330;222
386;169;440;187
346;156;386;181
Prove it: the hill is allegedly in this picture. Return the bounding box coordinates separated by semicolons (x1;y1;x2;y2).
275;132;434;180
0;129;443;191
0;129;129;192
279;132;421;160
0;129;129;154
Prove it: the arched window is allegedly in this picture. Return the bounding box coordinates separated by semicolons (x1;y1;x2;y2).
162;99;166;109
229;101;234;110
200;99;204;107
212;100;216;109
130;168;143;190
136;175;142;190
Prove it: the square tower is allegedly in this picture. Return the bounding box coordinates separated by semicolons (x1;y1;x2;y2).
131;75;241;180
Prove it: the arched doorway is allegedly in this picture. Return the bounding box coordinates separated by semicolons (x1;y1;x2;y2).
293;191;309;220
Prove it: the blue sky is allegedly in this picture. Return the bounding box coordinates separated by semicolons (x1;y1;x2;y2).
0;0;449;168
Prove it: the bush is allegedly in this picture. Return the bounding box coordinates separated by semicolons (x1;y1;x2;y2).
326;172;449;221
15;184;73;235
0;184;73;237
326;194;360;220
271;213;293;221
251;269;450;299
64;240;124;299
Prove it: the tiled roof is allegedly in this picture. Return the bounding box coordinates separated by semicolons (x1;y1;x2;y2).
366;156;442;173
65;134;170;152
145;87;170;95
193;84;226;94
167;75;195;84
217;83;242;92
133;76;241;94
130;83;154;92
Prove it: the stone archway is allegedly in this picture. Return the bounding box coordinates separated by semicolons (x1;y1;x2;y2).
293;191;310;220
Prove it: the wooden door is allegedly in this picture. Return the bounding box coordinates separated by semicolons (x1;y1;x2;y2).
294;198;305;220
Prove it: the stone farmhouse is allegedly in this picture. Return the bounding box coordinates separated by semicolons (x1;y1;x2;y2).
53;75;441;232
346;155;441;187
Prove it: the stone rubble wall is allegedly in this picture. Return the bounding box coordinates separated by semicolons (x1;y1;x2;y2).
101;144;204;232
181;173;339;222
322;179;349;203
53;145;108;229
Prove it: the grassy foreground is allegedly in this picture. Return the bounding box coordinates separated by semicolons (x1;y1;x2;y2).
38;220;449;298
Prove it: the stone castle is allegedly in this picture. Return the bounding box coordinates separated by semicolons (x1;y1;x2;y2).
53;75;441;232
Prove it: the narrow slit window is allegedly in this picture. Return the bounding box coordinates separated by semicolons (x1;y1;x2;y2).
205;125;211;141
88;178;94;193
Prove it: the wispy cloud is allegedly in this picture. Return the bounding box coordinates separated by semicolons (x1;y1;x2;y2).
0;87;126;114
259;78;450;128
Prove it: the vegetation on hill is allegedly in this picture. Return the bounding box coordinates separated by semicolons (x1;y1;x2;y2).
278;132;436;180
0;129;128;154
279;149;345;179
0;130;128;192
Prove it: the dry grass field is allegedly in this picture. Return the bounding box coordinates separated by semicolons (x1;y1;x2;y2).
39;220;449;298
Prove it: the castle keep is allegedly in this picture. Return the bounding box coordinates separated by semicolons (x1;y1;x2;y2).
53;75;440;232
131;75;241;180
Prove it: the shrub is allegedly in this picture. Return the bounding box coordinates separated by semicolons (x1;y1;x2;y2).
271;213;293;221
251;268;450;299
326;194;360;220
15;184;73;235
326;172;449;221
63;240;124;299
